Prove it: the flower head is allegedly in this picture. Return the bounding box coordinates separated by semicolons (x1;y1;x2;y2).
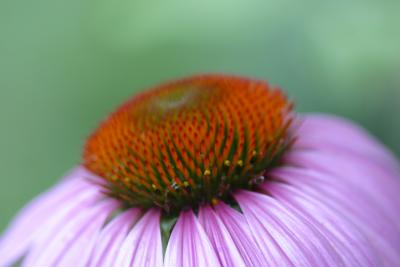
1;74;400;267
84;75;293;212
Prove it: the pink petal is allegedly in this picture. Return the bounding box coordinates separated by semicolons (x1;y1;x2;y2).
283;150;400;229
263;178;382;266
114;208;163;267
0;167;99;267
268;166;400;266
198;205;247;267
293;114;399;173
22;199;118;267
209;202;273;266
88;208;142;267
235;190;345;267
289;114;400;229
164;210;221;267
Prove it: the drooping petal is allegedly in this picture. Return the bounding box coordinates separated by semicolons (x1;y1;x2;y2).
0;167;99;267
209;202;273;266
164;210;221;267
294;114;399;173
250;114;400;266
114;208;163;267
88;208;141;267
262;177;382;266
285;149;400;224
22;199;118;267
198;205;247;267
288;115;400;228
288;114;400;230
235;190;348;267
268;166;400;266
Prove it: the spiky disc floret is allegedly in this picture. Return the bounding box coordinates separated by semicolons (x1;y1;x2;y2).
83;74;293;213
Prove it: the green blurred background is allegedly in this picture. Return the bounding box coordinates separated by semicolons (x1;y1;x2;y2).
1;0;399;231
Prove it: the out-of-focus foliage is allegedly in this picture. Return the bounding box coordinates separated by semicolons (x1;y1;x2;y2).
0;0;399;230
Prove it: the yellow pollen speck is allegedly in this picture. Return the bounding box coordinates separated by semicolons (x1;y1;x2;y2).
151;184;157;190
211;198;220;205
237;160;244;167
224;160;231;167
183;181;190;187
204;169;211;176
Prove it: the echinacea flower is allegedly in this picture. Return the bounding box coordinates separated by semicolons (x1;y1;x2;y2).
1;74;399;267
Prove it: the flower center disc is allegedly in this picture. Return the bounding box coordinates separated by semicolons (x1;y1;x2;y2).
83;74;293;213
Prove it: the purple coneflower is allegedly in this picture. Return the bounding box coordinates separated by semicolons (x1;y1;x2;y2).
0;75;399;267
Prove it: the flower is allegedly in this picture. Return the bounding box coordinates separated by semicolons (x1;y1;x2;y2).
1;74;399;267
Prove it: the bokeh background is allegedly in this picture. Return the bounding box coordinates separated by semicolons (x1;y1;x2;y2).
1;0;399;231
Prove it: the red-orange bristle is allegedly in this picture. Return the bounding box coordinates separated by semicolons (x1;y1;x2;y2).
83;74;294;212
